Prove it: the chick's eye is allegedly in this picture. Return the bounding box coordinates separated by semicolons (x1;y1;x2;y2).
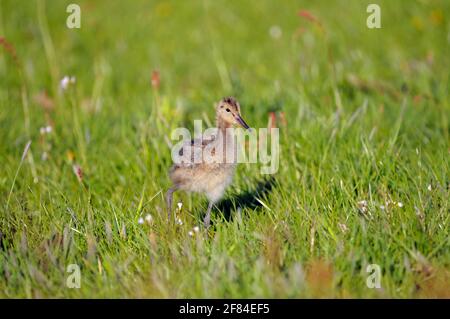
226;108;230;112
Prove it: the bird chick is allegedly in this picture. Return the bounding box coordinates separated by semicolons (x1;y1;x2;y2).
166;97;250;228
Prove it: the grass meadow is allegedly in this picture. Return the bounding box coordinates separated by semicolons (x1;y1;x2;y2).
0;0;449;298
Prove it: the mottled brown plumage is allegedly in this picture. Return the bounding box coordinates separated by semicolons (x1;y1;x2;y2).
166;97;250;227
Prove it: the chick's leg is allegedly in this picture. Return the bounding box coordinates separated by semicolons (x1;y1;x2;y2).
166;186;178;222
204;201;214;228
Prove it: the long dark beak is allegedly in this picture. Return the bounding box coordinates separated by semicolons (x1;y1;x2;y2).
235;114;250;130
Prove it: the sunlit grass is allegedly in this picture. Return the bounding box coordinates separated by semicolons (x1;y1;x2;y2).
0;0;449;298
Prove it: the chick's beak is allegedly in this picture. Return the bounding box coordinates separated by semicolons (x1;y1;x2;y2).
235;114;250;130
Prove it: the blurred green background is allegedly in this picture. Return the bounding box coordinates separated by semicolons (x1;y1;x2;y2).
0;0;449;298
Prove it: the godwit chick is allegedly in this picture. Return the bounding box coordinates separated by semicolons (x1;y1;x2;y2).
166;97;250;227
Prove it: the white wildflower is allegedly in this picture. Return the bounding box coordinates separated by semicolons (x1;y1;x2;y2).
177;202;183;210
427;184;432;191
60;75;76;90
138;217;144;225
397;202;404;208
269;25;282;39
188;231;194;237
40;126;52;135
176;218;183;226
193;226;200;233
60;76;70;90
144;214;153;224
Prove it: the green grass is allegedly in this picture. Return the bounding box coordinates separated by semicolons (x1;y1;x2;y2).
0;0;449;298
